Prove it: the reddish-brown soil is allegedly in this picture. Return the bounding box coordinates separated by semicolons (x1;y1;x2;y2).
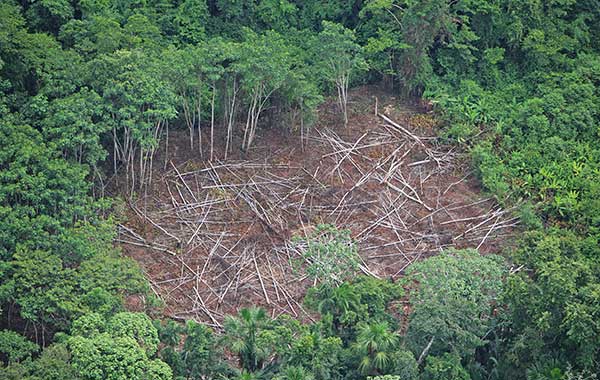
119;86;517;327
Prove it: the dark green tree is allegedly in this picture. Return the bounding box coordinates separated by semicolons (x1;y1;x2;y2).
353;322;400;376
67;312;171;380
406;250;504;361
224;307;273;372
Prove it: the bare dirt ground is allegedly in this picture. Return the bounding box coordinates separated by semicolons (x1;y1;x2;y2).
118;86;518;327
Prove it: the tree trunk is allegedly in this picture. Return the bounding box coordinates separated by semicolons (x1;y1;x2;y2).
196;91;203;158
224;76;238;159
164;121;169;170
210;84;216;161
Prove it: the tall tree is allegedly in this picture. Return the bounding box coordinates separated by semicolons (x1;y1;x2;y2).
224;307;272;372
316;21;366;126
237;30;294;151
353;322;400;376
88;49;177;192
406;249;504;362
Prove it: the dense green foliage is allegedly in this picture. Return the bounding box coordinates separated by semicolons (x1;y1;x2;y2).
409;2;600;377
406;250;504;361
1;0;600;379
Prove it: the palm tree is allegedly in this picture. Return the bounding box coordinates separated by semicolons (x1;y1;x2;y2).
280;366;315;380
224;307;271;371
354;321;400;376
316;283;360;334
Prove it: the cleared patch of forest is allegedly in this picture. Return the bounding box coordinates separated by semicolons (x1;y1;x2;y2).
119;87;517;325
